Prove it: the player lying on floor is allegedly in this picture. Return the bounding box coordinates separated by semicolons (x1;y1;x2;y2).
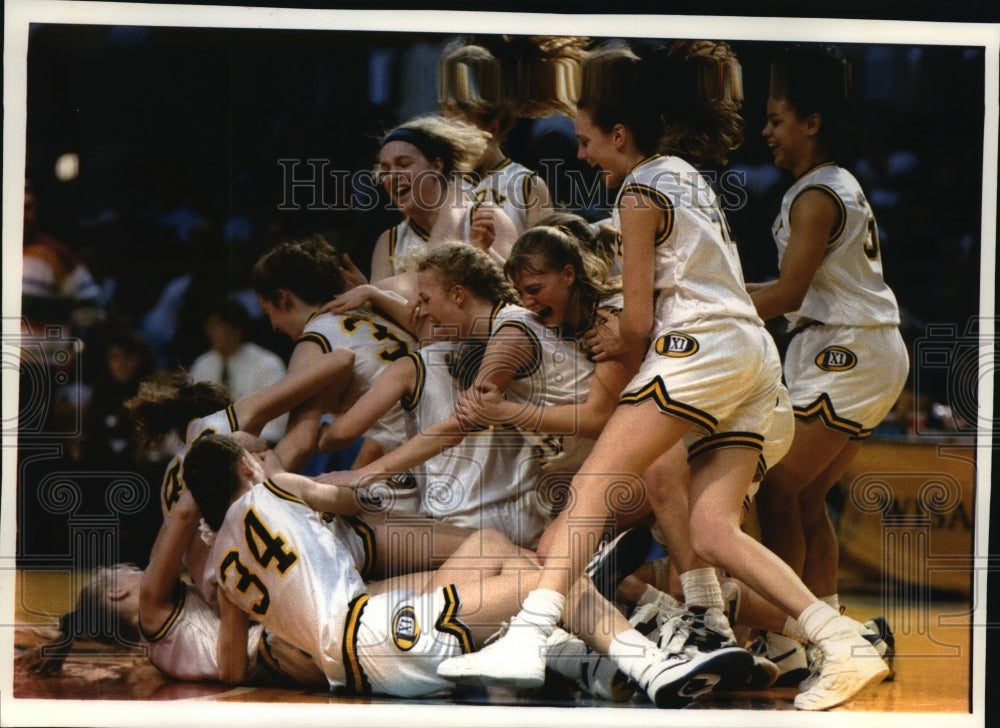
182;432;755;706
16;486;326;687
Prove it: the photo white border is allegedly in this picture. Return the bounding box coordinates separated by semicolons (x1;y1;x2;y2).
3;2;997;727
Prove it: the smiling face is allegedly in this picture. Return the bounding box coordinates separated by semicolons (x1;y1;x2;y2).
762;97;815;176
511;256;575;328
575;108;629;189
415;268;464;336
378;141;446;221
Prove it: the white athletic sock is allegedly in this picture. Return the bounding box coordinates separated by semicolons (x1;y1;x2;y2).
512;588;565;638
797;601;842;643
820;594;840;612
679;567;725;611
781;616;810;644
607;628;660;683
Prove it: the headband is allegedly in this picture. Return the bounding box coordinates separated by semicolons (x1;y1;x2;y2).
381;127;449;166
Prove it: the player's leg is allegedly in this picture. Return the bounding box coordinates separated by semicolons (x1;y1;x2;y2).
799;438;862;599
755;418;853;576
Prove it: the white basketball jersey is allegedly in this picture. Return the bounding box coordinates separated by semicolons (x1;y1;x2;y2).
158;407;241;602
461;159;538;233
386;210;475;276
404;339;532;535
299;309;417;451
612;155;760;330
490;301;596;469
772;162;901;328
159;407;239;518
208;479;368;690
386;218;431;275
140;580;264;682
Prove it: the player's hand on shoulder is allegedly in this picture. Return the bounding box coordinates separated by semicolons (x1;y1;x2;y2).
584;308;630;361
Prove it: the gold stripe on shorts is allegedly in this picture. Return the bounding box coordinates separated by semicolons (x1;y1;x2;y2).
436;584;475;654
342;593;372;694
620;376;718;432
794;393;864;438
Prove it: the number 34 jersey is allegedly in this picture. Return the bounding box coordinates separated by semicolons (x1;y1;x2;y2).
207;479;367;690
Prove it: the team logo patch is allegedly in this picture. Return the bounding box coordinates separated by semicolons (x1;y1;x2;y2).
655;332;699;358
392;606;421;651
815;346;858;371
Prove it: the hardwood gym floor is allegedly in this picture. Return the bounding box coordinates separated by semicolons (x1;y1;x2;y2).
8;569;975;722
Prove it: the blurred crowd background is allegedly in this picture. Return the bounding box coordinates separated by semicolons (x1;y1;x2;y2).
14;22;987;565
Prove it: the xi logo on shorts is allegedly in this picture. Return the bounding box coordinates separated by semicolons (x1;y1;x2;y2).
392;605;421;651
815;346;858;371
655;332;699;358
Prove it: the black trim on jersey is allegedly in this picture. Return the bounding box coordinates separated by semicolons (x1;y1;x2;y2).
388;225;398;261
794;160;838;182
344;515;377;579
521;170;534;203
400;351;425;411
618;182;673;245
140;580;186;642
437;584;475;654
793;183;846;245
224;404;239;432
296;330;332;353
410;219;431;241
492;320;543;380
343;593;372;694
255;631;293;684
262;477;308;506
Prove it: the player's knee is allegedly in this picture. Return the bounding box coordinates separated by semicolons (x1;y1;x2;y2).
688;513;737;564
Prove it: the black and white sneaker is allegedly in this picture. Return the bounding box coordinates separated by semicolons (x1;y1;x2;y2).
638;644;755;708
583;525;653;602
862;616;896;681
545;628;636;702
658;606;754;691
748;630;811;687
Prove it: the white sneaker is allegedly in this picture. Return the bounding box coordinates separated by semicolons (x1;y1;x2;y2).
793;616;890;711
748;631;810;687
801;615;896;691
437;620;547;688
545;628;635;702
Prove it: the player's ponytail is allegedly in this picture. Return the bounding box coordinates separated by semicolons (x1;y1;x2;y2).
656;40;745;166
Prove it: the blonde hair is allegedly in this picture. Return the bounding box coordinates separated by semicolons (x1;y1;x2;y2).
416;242;519;305
380;114;490;177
